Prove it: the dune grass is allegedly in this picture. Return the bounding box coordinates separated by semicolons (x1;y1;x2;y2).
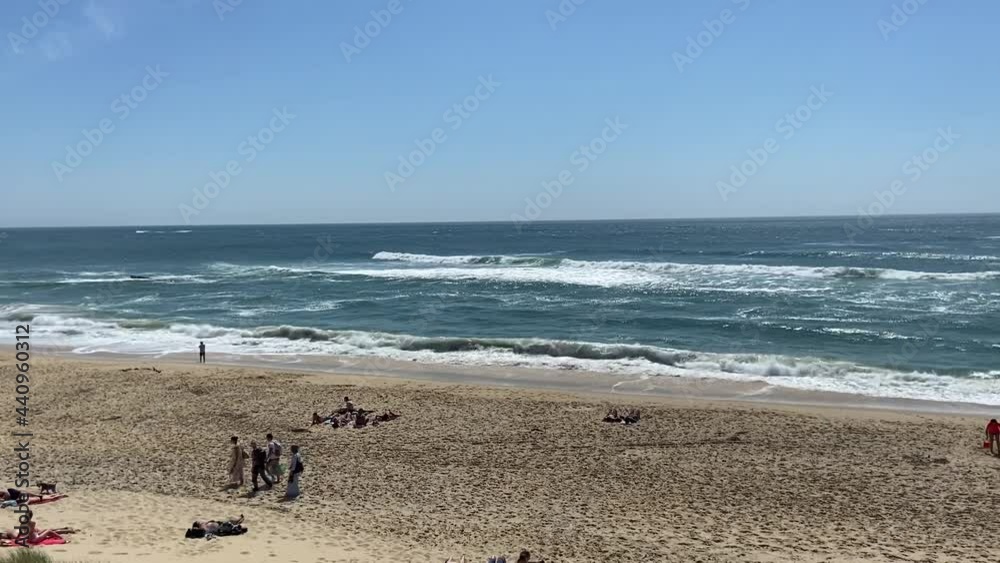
0;551;53;563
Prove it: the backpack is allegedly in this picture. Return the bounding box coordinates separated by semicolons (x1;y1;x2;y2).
272;441;282;458
216;523;248;537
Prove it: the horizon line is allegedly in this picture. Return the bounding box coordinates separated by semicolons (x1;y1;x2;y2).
2;210;998;230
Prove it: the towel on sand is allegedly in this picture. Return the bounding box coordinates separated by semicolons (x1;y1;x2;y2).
0;495;66;510
27;494;67;505
1;534;68;547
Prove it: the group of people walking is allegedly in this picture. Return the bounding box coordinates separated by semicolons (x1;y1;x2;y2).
228;433;304;499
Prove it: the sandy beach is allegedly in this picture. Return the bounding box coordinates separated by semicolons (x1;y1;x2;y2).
2;356;997;562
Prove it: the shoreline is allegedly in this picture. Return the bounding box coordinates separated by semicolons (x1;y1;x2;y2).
49;348;1000;417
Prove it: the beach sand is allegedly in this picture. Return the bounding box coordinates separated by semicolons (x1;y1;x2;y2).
2;357;997;562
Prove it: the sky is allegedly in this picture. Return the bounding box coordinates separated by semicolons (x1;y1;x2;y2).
1;0;998;227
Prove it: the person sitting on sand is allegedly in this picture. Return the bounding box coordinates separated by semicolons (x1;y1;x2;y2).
987;419;1000;456
333;396;355;414
622;408;640;425
354;410;368;428
516;549;545;563
312;412;326;426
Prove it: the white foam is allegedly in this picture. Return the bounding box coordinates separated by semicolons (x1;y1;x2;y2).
23;310;1000;406
368;252;1000;284
374;251;487;264
53;274;211;285
339;266;661;288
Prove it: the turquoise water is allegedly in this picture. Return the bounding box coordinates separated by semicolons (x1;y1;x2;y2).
1;215;998;404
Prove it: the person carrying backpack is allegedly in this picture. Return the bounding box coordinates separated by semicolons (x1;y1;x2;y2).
285;445;303;500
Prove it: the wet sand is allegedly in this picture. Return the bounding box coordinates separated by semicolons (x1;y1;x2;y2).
2;357;997;562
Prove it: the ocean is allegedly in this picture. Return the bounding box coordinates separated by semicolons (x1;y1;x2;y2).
1;215;998;405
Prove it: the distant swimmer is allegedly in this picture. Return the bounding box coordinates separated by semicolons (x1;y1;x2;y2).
129;275;151;280
199;341;206;363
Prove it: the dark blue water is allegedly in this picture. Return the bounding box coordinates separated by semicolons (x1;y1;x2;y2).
1;215;998;403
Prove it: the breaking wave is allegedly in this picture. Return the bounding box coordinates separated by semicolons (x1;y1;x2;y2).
14;308;1000;405
368;252;1000;283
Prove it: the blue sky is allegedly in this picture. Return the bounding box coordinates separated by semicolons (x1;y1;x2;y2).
2;0;998;227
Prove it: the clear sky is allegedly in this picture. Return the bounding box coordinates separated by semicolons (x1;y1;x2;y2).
2;0;998;227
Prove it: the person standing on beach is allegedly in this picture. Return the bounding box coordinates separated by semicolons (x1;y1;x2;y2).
285;445;303;500
249;440;272;491
265;433;282;483
199;341;206;363
987;419;1000;456
228;436;247;487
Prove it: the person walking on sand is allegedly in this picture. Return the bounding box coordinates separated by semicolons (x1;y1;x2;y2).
228;436;247;487
199;341;206;363
249;440;272;492
285;445;303;500
987;419;1000;456
265;433;283;483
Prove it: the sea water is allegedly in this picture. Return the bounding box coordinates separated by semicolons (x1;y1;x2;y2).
1;215;998;404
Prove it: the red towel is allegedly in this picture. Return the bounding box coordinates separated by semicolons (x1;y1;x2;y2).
1;533;68;547
27;494;67;505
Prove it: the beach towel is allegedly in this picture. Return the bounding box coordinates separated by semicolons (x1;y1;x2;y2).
27;494;67;505
1;533;68;547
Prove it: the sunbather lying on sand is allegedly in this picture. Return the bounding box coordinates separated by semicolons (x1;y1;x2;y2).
1;509;80;543
603;408;640;425
185;514;246;538
313;409;400;428
0;488;42;503
479;550;544;563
